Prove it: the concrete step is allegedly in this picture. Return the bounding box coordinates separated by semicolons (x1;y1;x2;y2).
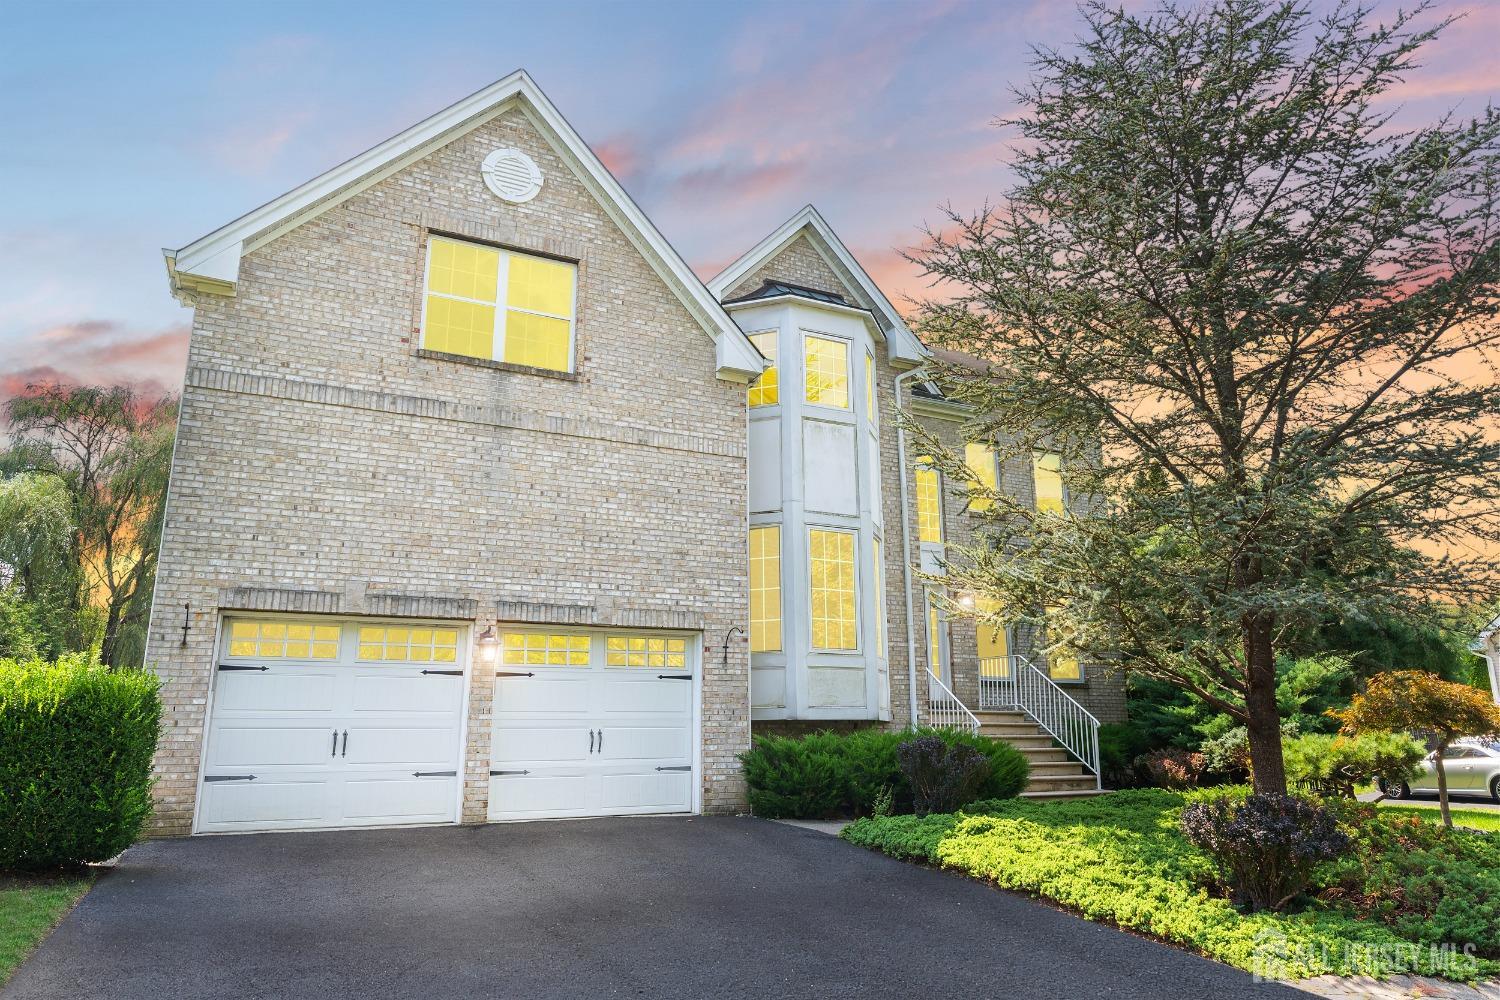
1019;787;1110;801
979;722;1046;737
1016;748;1072;763
1027;761;1088;777
973;710;1029;724
992;735;1057;750
1025;773;1100;792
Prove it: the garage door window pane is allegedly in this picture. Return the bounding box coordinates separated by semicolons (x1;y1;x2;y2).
359;626;460;662
502;632;589;666
606;635;687;668
228;619;339;659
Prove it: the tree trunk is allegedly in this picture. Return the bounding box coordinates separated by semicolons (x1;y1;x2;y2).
100;600;124;670
1434;743;1453;829
1244;616;1288;795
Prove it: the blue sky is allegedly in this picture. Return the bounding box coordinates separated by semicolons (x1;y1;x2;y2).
1;0;1495;400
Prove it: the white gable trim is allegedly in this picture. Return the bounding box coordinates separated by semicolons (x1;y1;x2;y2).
707;204;928;367
166;70;764;382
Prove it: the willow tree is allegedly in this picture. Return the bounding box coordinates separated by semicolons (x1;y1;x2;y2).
915;0;1500;793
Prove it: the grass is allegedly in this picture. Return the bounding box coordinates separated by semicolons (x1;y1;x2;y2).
0;874;92;984
841;789;1500;982
1380;803;1500;832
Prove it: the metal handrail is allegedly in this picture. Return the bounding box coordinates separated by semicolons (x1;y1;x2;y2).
979;654;1101;787
920;669;982;734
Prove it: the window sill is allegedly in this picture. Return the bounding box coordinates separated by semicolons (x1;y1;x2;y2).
415;348;580;382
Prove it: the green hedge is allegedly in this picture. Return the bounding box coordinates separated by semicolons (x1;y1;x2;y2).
0;654;161;870
741;727;1028;819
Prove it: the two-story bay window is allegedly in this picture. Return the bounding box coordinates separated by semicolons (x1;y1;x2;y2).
747;332;778;407
804;335;849;408
1033;451;1066;514
749;525;782;652
422;235;577;373
808;528;857;650
965;442;998;513
915;458;943;544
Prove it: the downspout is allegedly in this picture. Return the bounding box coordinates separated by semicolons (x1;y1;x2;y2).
894;367;925;730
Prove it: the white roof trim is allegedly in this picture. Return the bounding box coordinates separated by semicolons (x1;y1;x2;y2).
707;204;928;366
166;70;763;381
1474;612;1500;651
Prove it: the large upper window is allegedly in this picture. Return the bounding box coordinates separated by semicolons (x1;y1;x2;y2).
423;236;577;373
749;525;782;652
915;459;943;544
1033;451;1066;514
808;528;857;650
804;335;849;408
966;442;998;513
747;332;778;407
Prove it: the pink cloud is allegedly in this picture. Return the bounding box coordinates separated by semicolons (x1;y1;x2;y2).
1;321;189;411
593;135;641;181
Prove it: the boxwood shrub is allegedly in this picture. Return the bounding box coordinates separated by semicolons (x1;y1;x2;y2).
0;654;162;870
741;726;1028;818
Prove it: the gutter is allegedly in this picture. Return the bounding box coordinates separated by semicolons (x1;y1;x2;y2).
894;367;926;729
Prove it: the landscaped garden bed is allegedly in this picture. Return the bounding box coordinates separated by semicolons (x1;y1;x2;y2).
841;789;1500;982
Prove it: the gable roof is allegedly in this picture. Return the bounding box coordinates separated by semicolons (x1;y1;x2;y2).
722;279;851;308
706;205;928;366
164;70;764;381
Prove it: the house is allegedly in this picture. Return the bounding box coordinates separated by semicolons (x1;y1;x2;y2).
1473;612;1500;705
143;71;1125;836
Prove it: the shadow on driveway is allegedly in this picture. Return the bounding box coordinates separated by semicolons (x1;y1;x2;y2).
4;816;1308;999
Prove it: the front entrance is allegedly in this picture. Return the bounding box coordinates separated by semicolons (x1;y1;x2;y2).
196;615;467;834
488;629;698;821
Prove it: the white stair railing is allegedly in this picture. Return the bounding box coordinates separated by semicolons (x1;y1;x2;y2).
920;669;981;735
979;654;1101;788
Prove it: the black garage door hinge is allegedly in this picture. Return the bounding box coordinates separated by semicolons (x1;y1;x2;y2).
204;774;257;782
217;664;269;672
412;770;457;777
656;673;692;680
490;769;531;776
495;671;534;678
420;669;463;676
655;765;692;772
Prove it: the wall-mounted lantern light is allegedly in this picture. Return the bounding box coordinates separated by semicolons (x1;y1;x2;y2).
476;623;499;665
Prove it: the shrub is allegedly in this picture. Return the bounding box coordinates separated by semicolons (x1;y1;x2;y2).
1180;792;1350;911
740;726;1028;819
0;654;161;869
1139;748;1207;789
897;735;992;816
1098;721;1152;788
1282;732;1425;798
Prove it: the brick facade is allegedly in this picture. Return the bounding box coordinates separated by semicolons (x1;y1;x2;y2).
145;108;751;835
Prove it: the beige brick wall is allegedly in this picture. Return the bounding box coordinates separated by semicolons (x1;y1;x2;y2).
144;108;751;835
726;234;847;300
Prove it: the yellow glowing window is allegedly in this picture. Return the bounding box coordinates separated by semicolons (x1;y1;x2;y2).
500;632;590;667
966;442;998;513
422;236;576;372
865;352;876;422
749;525;782;653
748;332;778;407
804;335;849;408
606;635;688;668
809;528;857;650
976;598;1010;677
1050;655;1082;681
926;597;946;680
228;619;340;659
915;459;943;544
1034;451;1065;514
871;535;885;653
356;625;460;663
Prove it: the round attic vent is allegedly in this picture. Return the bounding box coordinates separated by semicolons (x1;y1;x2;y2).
481;148;543;203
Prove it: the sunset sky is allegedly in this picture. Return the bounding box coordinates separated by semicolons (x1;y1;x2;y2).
1;0;1497;403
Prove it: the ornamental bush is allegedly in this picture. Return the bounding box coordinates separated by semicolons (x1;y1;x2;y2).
897;735;992;816
741;727;1027;819
1179;792;1350;911
0;654;161;870
1282;732;1425;798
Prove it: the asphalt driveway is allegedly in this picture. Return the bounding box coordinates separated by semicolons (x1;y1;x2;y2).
4;817;1307;1000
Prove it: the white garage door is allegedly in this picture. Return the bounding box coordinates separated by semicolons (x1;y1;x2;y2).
198;616;467;834
488;630;698;821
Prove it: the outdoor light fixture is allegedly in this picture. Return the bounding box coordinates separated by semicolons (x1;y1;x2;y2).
957;592;977;611
476;623;499;665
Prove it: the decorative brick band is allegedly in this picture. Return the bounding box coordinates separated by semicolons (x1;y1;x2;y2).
218;586;342;614
366;592;479;620
495;600;703;632
184;366;744;459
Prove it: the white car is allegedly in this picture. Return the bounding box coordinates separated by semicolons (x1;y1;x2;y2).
1380;739;1500;802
